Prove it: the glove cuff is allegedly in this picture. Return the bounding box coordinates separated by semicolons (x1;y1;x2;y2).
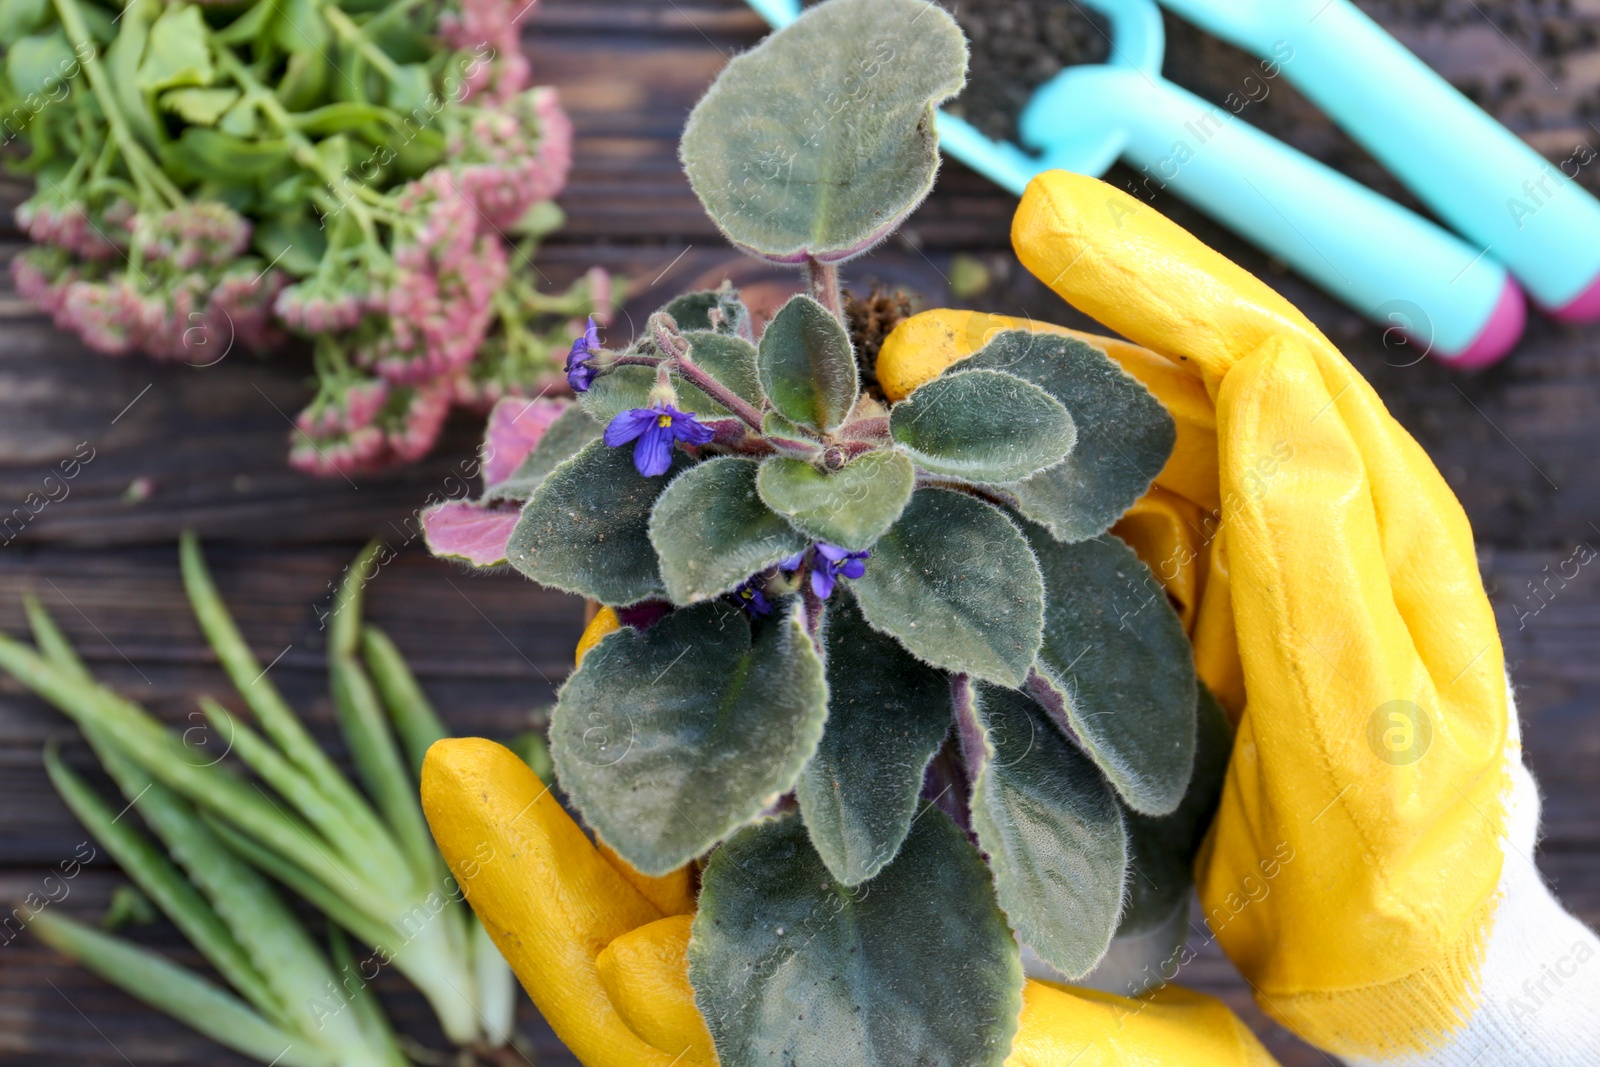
1338;686;1600;1066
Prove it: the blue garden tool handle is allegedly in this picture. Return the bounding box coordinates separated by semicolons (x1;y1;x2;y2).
1157;0;1600;317
1021;65;1520;361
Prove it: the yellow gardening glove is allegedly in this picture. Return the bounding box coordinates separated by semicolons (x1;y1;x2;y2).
877;171;1600;1065
421;731;1278;1067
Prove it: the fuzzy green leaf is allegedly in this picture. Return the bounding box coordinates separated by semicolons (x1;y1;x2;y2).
680;0;967;263
662;288;750;337
1026;529;1198;816
508;440;688;606
7;30;73;97
757;295;858;432
850;489;1044;686
798;597;950;885
953;332;1174;542
551;601;828;874
1119;685;1231;937
649;456;809;604
684;330;764;414
580;353;754;426
756;450;913;552
960;682;1126;980
891;369;1076;483
485;405;601;505
690;812;1022;1067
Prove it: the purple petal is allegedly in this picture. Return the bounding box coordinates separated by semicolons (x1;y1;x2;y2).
633;425;674;476
671;411;715;446
583;316;601;350
484;397;568;487
604;407;658;447
840;558;867;580
814;543;849;562
811;569;836;599
779;551;807;572
422;502;520;567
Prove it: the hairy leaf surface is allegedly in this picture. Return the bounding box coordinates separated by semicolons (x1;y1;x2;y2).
891;369;1075;483
851;489;1043;686
1026;529;1197;816
798;597;950;885
960;682;1126;979
757;295;858;433
650;457;808;605
552;601;827;874
486;405;601;504
690;812;1022;1067
507;440;686;606
756;451;913;552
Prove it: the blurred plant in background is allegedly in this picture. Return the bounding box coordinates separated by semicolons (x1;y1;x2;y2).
0;0;613;475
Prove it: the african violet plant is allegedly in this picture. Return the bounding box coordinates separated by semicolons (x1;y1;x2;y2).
426;0;1222;1062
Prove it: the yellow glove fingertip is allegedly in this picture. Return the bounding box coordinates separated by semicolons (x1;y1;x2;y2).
596;915;717;1066
576;606;621;666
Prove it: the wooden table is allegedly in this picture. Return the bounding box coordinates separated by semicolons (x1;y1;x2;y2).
1;2;1596;1064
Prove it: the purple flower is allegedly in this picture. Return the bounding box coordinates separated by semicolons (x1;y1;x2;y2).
604;402;714;476
781;543;869;599
733;576;772;617
566;316;601;392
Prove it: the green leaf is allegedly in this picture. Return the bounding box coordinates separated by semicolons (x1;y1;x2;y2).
274;49;329;113
0;0;52;41
798;596;949;885
291;102;397;136
663;287;750;336
1118;685;1230;938
1025;529;1197;816
850;489;1043;686
649;456;809;605
135;5;213;92
161;129;293;182
952;332;1174;542
757;295;858;432
7;31;74;98
960;682;1126;980
272;0;329;54
159;87;240;126
384;62;433;114
28;913;334;1067
580;360;750;426
551;601;828;874
253;218;323;276
507;439;687;606
756;451;913;552
484;405;601;505
684;330;762;412
680;0;967;263
891;369;1076;483
690;812;1022;1067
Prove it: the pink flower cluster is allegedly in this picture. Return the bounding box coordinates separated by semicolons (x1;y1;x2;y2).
449;88;573;230
289;376;455;477
11;200;284;364
439;0;536;104
16;196;131;261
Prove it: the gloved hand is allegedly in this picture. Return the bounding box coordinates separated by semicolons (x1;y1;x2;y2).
420;169;1600;1066
421;732;1278;1066
876;170;1600;1065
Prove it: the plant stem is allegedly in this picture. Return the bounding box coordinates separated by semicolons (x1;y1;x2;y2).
322;6;408;83
50;0;185;207
804;256;844;323
650;316;766;429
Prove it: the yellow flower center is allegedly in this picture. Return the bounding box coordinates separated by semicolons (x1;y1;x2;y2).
657;414;674;428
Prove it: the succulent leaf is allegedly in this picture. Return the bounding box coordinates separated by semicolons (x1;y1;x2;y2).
959;681;1126;980
850;489;1044;686
420;503;520;568
797;596;950;885
485;405;602;505
756;451;914;552
890;368;1076;483
649;456;809;605
1117;685;1231;938
952;332;1174;542
1025;528;1198;816
690;811;1022;1067
507;440;688;606
757;295;859;433
680;0;967;264
551;600;828;874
